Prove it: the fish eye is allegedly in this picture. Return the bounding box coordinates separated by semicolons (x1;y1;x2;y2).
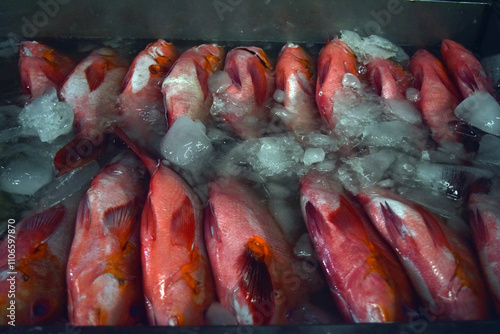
32;299;51;318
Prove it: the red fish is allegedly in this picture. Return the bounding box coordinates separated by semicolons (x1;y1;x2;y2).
66;152;148;325
211;46;275;139
408;50;463;147
205;176;313;325
441;39;494;99
366;58;410;101
162;44;225;127
274;43;320;135
316;38;359;130
113;126;215;326
0;199;80;325
468;191;500;314
54;48;129;175
118;40;178;152
357;187;489;320
300;171;415;322
19;41;76;100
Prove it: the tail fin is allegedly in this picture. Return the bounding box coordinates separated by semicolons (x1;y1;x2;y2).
54;133;105;176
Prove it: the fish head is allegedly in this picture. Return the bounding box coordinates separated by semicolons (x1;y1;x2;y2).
19;41;76;98
367;58;409;100
441;39;494;98
197;44;226;72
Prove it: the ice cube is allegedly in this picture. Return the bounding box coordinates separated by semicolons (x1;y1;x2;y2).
273;89;286;103
255;136;304;177
342;73;362;89
303;148;325;166
208;71;232;94
160;115;214;175
0;157;54;195
18;88;74;143
294;233;314;258
455;92;500;136
385;99;423;125
343;149;397;190
406;87;420;103
340;30;409;65
362;120;426;151
205;302;238;325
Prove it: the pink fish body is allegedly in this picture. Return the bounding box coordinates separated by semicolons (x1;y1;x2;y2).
469;191;500;314
55;48;129;175
19;41;76;100
357;187;489;320
366;58;410;101
300;171;415;322
0;201;79;325
211;46;275;139
118;40;178;150
274;43;320;135
66;153;148;325
114;126;215;326
316;39;359;130
441;39;494;99
205;177;312;325
162;44;225;127
408;49;463;146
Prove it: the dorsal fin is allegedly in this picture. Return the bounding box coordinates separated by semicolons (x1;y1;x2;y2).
18;205;66;244
76;194;92;230
143;197;157;241
328;196;362;235
239;237;275;324
415;205;450;249
170;196;196;249
380;201;410;244
85;60;107;92
103;202;139;245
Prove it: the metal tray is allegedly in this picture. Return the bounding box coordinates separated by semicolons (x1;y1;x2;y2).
1;0;499;333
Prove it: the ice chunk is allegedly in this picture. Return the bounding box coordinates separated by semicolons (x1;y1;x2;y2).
455;92;500;136
385;99;422;125
302;133;338;152
342;73;362;89
340;30;409;65
396;186;462;220
160;115;214;175
0;157;54;195
406;88;420;103
255;136;304;177
205;302;238;325
315;159;336;172
362;121;426;150
208;71;232;94
477;134;500;166
273;89;285;103
481;53;500;84
303;148;325;166
264;182;294;199
18;88;74;142
294;233;314;258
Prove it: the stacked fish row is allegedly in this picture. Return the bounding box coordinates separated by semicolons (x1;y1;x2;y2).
1;33;500;327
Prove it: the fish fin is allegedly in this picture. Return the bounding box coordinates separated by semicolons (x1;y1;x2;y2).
142;197;157;241
248;61;269;107
415;205;450;249
304;201;326;238
18;205;66;244
194;61;210;98
120;66;134;93
380;201;408;243
170;196;196;249
470;208;488;248
240;238;275;324
54;133;105;176
457;67;479;93
103;202;139;244
113;125;158;174
76;194;92;230
85;60;107;92
40;64;66;88
149;64;169;77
